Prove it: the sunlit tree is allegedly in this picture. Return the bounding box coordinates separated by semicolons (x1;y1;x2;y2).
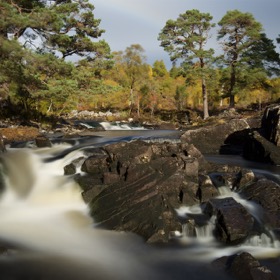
158;9;215;119
217;10;263;107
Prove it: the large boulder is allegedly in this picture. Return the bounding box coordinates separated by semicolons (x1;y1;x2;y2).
213;252;278;280
0;127;40;143
238;178;280;229
204;197;254;244
243;131;280;165
181;119;250;154
261;104;280;146
76;140;211;243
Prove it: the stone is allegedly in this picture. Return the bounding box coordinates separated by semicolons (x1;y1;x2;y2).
64;157;85;175
181;119;250;154
204;197;254;244
239;178;280;228
261;104;280;146
197;174;219;203
75;140;206;243
0;133;6;153
229;252;277;280
35;136;52;148
243;131;280;165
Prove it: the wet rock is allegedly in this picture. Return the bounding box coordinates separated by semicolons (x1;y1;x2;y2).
239;179;280;228
261;104;280;146
181;119;250;154
197;174;219;203
235;169;256;190
81;153;110;175
35;136;52;148
212;252;278;280
76;140;206;243
243;131;280;165
204;197;254;244
0;133;6;153
74;174;103;192
64;157;85;175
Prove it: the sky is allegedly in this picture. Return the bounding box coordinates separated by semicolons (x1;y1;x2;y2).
90;0;280;69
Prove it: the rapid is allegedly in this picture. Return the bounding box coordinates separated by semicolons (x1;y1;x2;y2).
0;124;279;279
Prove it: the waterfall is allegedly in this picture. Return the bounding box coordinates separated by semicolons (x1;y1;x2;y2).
0;144;279;279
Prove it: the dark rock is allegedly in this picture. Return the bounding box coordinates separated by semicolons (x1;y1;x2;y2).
239;179;280;228
197;174;219;203
243;131;280;165
261;104;280;146
82;184;108;204
76;140;207;243
74;174;103;192
229;252;277;280
81;153;109;175
0;133;6;153
0;165;5;193
181;119;250;154
235;169;256;190
35;136;52;148
64;157;85;175
204;197;254;244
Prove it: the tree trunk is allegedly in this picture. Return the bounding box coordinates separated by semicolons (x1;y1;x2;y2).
200;58;209;119
202;77;209;119
129;87;134;116
229;53;238;108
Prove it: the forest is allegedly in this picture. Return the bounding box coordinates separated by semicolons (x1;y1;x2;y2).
1;0;280;122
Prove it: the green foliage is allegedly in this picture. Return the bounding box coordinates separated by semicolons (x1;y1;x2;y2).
217;10;263;107
152;60;168;77
158;9;216;119
0;3;280;120
243;33;280;77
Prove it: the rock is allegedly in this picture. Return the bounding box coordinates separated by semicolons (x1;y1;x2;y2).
64;157;85;175
261;104;280;146
197;174;219;203
0;127;40;143
229;252;277;280
212;252;278;280
35;136;52;148
0;133;6;153
239;179;280;228
181;119;250;154
243;131;280;165
81;153;109;175
204;197;254;244
0;165;5;193
75;140;207;243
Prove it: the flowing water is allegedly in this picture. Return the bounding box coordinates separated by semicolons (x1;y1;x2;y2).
0;125;279;279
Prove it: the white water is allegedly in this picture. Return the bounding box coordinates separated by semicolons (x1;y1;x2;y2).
177;184;280;258
79;121;147;130
0;145;279;279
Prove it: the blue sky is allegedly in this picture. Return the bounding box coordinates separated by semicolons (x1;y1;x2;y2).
91;0;279;68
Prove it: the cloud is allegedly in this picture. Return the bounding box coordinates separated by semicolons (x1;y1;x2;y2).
91;0;280;68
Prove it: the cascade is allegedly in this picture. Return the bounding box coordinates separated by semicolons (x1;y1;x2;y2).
0;141;279;279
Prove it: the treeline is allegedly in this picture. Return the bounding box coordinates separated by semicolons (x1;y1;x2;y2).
0;1;280;121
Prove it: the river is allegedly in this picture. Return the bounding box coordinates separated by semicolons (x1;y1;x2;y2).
0;123;279;279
